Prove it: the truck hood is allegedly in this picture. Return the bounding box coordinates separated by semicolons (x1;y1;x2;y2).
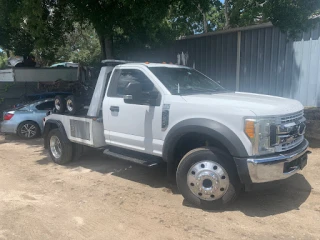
181;92;304;116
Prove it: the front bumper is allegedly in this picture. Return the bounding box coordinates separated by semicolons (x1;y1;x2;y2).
235;139;310;184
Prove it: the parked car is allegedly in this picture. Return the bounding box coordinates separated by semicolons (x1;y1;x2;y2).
1;99;54;139
24;92;71;102
50;62;78;68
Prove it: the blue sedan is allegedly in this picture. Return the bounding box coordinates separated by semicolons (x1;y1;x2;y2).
1;99;54;139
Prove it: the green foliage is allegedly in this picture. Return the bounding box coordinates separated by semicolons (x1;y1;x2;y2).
54;23;101;65
65;0;177;58
263;0;320;37
0;0;73;59
226;0;320;37
168;0;224;35
1;0;320;63
0;51;8;69
0;0;34;56
228;0;267;27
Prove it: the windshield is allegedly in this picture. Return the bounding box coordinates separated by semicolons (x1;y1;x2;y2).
148;67;226;95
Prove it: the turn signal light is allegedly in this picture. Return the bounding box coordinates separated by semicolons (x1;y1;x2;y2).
245;120;255;139
4;113;14;121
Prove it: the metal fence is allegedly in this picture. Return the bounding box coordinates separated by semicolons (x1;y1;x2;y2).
239;25;320;107
132;23;320;107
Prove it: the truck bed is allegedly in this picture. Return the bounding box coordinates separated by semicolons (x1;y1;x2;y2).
46;114;106;148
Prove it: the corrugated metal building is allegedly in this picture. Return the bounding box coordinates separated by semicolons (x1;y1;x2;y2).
153;23;320;107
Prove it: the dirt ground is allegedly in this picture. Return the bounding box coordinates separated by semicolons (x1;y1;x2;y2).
0;134;319;240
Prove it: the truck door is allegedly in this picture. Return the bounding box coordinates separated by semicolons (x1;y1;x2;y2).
103;67;163;156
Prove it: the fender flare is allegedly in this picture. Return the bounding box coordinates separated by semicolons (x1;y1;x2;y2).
43;119;70;148
163;118;249;163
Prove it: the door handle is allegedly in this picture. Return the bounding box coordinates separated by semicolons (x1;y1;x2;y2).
110;106;119;112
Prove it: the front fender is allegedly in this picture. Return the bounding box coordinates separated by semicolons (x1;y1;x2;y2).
43;119;70;148
162;118;249;163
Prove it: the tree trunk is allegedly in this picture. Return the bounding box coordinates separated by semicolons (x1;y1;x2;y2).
203;13;208;33
197;4;208;33
224;0;230;29
99;35;114;60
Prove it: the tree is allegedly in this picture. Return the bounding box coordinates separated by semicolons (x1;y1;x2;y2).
225;0;320;37
264;0;320;37
168;0;224;35
54;23;101;65
0;0;35;56
1;0;320;63
0;51;8;69
0;0;74;60
65;0;177;59
0;0;181;60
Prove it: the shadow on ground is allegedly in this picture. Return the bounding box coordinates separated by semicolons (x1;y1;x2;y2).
3;134;311;217
37;149;175;191
37;149;312;217
307;138;320;148
225;174;310;217
0;134;43;146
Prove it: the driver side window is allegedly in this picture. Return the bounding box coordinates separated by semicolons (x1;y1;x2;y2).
116;69;155;97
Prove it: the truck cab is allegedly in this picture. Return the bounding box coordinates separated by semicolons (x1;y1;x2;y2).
43;62;310;209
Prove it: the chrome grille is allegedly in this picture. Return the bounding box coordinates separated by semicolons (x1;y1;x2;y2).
274;110;305;153
275;135;304;152
280;110;304;124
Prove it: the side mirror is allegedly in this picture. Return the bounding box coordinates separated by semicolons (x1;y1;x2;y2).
124;81;142;103
147;91;159;106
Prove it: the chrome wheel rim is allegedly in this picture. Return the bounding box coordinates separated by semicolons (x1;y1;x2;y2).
50;135;62;159
55;99;61;111
187;161;229;201
20;124;37;138
66;99;73;112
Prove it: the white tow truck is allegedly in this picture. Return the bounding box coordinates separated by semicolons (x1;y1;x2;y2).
43;61;310;209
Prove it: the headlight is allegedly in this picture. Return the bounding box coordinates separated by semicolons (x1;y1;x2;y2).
245;118;276;156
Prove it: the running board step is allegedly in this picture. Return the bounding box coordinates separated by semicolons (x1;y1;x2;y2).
103;147;163;167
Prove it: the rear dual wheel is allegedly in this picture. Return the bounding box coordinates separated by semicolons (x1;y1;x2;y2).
54;95;78;115
176;147;241;210
66;95;78;115
54;95;66;114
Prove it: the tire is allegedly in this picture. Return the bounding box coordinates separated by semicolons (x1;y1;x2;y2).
66;95;78;115
47;129;73;165
17;121;40;139
54;95;66;114
176;147;241;210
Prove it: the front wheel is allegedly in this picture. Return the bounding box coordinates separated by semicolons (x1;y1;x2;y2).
47;129;73;165
176;147;241;210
